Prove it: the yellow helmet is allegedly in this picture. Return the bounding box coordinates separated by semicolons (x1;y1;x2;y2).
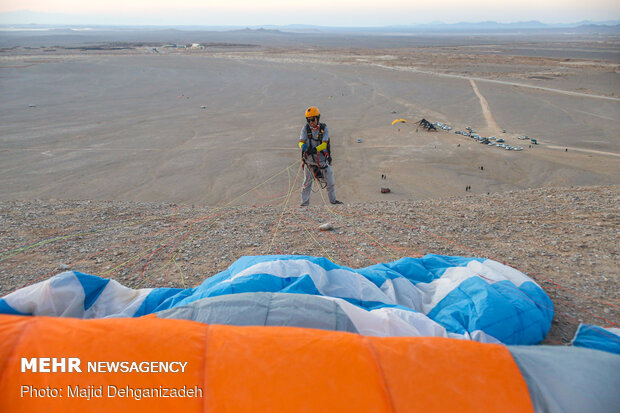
305;106;320;119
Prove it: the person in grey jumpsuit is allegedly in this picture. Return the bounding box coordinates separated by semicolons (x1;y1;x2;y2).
299;106;343;206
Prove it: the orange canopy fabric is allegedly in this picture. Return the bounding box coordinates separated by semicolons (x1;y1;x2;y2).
0;314;534;413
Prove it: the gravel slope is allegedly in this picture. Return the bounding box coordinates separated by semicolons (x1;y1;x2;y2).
1;185;618;344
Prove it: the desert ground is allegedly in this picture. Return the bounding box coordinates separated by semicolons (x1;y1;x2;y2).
1;33;618;204
0;30;618;343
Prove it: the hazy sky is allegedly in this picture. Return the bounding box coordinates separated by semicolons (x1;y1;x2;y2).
2;1;619;26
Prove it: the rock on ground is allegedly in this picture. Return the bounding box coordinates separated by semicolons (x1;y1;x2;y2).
0;185;618;345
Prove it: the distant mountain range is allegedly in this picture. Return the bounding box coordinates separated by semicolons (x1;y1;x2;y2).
273;20;620;30
0;10;619;33
266;21;620;34
403;20;620;29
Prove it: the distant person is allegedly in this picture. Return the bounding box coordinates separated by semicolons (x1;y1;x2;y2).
299;106;342;206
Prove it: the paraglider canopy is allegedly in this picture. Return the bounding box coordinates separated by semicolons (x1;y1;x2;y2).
392;119;407;125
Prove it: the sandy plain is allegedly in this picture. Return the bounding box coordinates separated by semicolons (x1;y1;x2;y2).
1;34;619;205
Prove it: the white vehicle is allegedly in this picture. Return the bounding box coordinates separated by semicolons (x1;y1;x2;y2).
514;147;524;151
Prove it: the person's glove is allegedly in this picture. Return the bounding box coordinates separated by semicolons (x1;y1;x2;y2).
301;143;308;152
306;146;317;155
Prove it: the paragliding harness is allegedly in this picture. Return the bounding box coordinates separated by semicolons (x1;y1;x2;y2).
302;123;331;189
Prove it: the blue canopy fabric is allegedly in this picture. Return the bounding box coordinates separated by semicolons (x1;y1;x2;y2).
571;323;620;354
0;254;554;344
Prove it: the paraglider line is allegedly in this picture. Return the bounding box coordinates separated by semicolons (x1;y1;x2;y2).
3;208;205;294
296;220;335;264
321;204;399;260
291;210;352;267
268;163;303;255
309;208;405;263
0;205;186;261
146;162;300;286
554;298;618;326
341;208;619;310
172;257;185;288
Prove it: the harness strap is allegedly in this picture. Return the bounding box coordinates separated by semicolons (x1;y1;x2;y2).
301;158;327;189
305;123;328;167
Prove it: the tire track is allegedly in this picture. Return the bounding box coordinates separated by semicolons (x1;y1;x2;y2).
469;79;501;133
